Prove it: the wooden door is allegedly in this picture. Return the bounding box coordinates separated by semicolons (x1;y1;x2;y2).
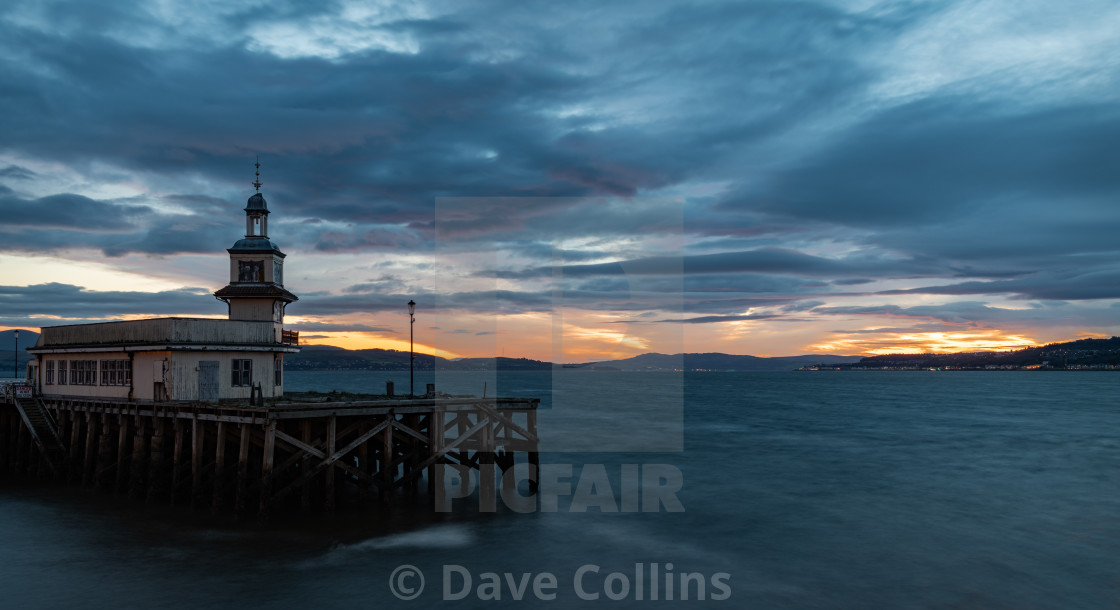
198;361;220;402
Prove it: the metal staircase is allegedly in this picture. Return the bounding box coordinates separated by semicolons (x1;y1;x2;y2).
12;395;68;473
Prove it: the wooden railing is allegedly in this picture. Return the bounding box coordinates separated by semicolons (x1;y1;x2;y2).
282;329;299;345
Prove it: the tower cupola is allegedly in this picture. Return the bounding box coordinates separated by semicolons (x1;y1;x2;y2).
213;159;298;326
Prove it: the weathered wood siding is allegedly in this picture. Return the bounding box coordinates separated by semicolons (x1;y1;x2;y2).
169;352;283;401
36;318;279;347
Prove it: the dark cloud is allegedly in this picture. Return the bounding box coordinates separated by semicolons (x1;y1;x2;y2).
814;301;1119;329
654;313;782;324
832;324;972;334
285;322;396;333
0;0;1118;336
879;267;1120;301
493;247;948;281
0;165;36;180
724;100;1120;226
0;283;222;319
0;193;150;231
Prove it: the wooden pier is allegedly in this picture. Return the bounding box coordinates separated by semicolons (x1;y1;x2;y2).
0;386;540;518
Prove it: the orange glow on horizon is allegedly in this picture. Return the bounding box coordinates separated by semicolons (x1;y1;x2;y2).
807;330;1039;356
300;332;462;360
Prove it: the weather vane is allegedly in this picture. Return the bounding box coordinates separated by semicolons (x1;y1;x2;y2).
252;156;262;192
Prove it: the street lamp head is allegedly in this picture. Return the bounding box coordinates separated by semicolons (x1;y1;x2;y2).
408;300;416;316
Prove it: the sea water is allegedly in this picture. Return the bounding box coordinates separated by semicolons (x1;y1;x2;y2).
1;371;1119;608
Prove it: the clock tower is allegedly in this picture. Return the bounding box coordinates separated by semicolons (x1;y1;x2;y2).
214;161;298;332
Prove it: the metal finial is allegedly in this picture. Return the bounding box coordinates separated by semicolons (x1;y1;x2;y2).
252;156;262;192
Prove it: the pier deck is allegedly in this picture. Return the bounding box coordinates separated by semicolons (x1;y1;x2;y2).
0;387;540;518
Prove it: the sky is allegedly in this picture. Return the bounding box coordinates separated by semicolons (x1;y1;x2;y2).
1;0;1120;362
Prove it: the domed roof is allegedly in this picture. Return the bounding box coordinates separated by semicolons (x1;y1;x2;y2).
229;237;282;253
245;192;269;212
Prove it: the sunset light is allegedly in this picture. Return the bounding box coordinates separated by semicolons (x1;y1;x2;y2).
3;3;1120;607
807;331;1039;356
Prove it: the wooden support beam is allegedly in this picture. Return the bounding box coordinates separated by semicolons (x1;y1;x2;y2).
392;419;430;444
69;410;83;484
95;414;114;490
325;414;337;515
115;414;130;494
474;402;539;444
428;411;444;498
527;410;540;493
170;419;184;505
212;421;227;513
259;419;276;517
275;428;325;459
235;422;251;518
381;415;393;502
0;409;8;475
129;417;148;500
407;414;419;495
15;411;30;476
19;396;538;517
479;414;496;512
357;421;369;504
456;412;470;496
146;419;165;503
81;412;97;487
398;419;489;488
191;418;203;508
300;420;312;511
265;418;391;509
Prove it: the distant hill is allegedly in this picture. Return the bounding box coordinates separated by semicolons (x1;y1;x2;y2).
285;347;439;371
574;352;858;372
0;329;39;377
810;337;1120;371
285;345;855;372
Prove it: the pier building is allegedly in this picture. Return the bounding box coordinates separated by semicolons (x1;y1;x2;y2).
1;166;540;516
26;169;299;403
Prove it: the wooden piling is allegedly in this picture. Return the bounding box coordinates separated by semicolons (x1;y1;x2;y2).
191;418;203;508
0;409;8;475
69;411;83;483
95;415;114;490
171;419;184;505
324;414;336;515
527;410;540;493
147;419;166;503
129;417;148;500
15;413;30;476
82;412;97;487
235;422;250;518
479;413;496;512
300;419;312;510
212;420;227;513
381;415;393;501
115;415;130;493
2;394;539;518
428;411;444;497
260;419;276;518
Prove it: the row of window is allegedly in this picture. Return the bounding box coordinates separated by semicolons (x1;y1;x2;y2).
46;359;131;386
44;358;282;387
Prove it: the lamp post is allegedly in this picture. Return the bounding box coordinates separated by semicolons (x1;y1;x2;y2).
12;329;18;380
408;300;416;398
